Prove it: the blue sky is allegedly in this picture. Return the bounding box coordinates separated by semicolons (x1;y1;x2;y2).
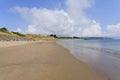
0;0;120;37
0;0;65;31
86;0;120;27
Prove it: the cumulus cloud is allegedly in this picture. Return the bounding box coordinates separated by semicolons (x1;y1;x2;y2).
66;0;102;37
13;0;102;37
14;28;22;33
66;0;92;25
106;24;120;37
82;20;102;37
14;7;74;36
107;24;120;32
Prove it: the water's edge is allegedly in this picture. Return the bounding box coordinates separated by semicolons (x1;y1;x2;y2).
56;40;120;80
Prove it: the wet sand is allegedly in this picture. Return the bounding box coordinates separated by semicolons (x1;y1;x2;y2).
0;41;104;80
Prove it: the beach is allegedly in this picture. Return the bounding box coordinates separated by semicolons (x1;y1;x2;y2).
0;41;43;48
0;41;104;80
57;40;120;80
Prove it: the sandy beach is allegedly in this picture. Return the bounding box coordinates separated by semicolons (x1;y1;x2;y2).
0;41;105;80
0;41;43;48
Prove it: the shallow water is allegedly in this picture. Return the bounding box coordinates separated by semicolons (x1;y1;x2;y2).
57;39;120;80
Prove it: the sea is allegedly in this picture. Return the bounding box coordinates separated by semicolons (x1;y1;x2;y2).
57;39;120;80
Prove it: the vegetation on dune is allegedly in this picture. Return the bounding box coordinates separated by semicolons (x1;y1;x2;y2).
0;27;56;41
49;34;57;38
0;27;9;32
26;34;42;38
12;32;25;37
0;27;112;41
25;34;56;40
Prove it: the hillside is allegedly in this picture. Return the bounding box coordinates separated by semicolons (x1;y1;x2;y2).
0;27;55;41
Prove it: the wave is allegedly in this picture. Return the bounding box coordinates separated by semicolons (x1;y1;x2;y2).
78;45;120;59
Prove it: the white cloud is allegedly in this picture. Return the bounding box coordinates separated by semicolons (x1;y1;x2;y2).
13;0;102;37
107;24;120;32
14;7;74;36
106;23;120;37
66;0;102;37
66;0;92;25
27;25;37;33
82;20;102;37
14;28;22;33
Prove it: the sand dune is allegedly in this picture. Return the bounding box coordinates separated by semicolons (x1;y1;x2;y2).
0;41;105;80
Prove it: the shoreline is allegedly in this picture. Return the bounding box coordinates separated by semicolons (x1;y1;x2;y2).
0;41;105;80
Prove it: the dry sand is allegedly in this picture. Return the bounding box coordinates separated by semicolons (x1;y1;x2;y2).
0;41;105;80
0;41;43;48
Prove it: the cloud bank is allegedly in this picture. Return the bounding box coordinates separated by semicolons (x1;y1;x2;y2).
66;0;102;37
14;7;74;36
106;23;120;37
13;0;119;37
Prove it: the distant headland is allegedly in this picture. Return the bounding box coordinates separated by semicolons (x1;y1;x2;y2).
49;34;113;40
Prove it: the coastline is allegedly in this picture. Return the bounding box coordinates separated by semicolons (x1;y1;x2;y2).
0;41;105;80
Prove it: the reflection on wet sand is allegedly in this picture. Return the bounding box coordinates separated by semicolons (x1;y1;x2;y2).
57;40;120;80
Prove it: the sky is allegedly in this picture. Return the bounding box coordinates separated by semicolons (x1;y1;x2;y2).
0;0;120;37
